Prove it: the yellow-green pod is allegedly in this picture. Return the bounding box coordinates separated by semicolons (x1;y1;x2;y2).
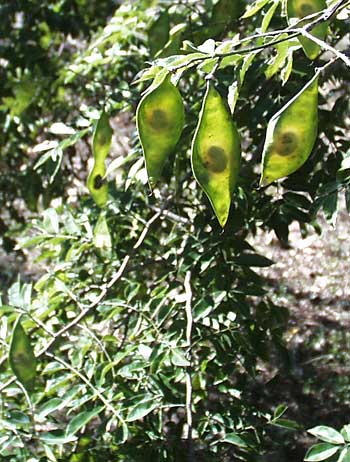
87;111;112;207
191;83;241;227
9;316;37;391
136;74;185;187
287;0;328;60
260;74;318;186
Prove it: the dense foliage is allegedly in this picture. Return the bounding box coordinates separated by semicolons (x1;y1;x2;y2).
0;1;349;461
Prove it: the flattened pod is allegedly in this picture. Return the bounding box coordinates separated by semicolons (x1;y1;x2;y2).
287;0;328;60
191;84;241;227
137;74;185;186
87;111;113;207
260;74;318;186
9;316;37;391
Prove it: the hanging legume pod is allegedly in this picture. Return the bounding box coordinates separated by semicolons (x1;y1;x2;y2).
137;74;185;187
9;316;37;391
287;0;328;60
260;74;318;186
191;83;241;227
87;111;113;207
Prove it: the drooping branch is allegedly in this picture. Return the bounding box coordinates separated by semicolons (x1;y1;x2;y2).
168;0;350;73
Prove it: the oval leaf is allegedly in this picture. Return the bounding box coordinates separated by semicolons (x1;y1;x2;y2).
126;398;160;422
304;443;340;462
65;407;104;437
93;212;112;252
222;432;249;448
308;426;344;445
148;11;170;57
234;253;274;267
9;316;37;391
339;448;350;462
341;425;350;443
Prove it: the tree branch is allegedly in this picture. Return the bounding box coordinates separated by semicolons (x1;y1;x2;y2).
169;0;349;73
297;28;350;67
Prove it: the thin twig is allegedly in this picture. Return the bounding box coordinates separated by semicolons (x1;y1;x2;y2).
44;351;126;426
16;380;37;438
77;322;116;377
184;270;194;461
0;377;16;393
169;32;300;72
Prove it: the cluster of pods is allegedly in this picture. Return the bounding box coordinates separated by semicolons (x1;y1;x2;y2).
87;0;327;228
137;70;319;227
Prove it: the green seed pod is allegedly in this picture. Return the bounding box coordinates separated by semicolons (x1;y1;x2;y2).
9;316;37;391
137;74;185;187
287;0;328;60
87;111;113;207
191;83;241;227
260;74;318;186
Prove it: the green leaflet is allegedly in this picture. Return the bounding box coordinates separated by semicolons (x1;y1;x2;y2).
9;316;37;391
194;0;244;43
93;211;112;256
87;111;113;207
287;0;328;60
155;23;186;59
191;83;241;227
148;11;170;57
136;73;185;187
260;74;318;186
211;0;243;34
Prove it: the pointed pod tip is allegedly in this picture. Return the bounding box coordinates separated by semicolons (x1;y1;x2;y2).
259;176;270;188
217;213;228;228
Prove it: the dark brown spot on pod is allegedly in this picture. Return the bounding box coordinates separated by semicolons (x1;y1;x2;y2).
96;132;109;147
204;146;228;173
149;109;169;130
275;131;298;156
94;174;104;189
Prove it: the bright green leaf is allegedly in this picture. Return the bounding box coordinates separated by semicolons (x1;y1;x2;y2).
65;407;104;437
243;0;271;18
9;316;37;391
126;398;160;422
304;443;340;461
308;426;345;445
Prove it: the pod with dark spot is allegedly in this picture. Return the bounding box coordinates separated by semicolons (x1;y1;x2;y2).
191;83;241;227
87;111;112;207
287;0;328;60
260;74;319;186
9;316;37;391
137;73;185;187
